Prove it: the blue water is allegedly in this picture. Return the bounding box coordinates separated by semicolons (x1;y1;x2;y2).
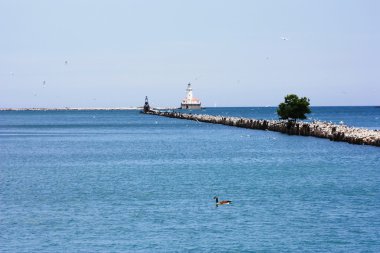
0;107;379;252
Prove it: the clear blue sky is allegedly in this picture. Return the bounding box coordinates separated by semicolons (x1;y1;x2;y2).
1;0;379;107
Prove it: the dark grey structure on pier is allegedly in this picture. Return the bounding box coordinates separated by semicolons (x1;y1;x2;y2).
143;96;150;113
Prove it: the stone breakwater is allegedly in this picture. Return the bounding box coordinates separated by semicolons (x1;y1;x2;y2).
146;110;380;147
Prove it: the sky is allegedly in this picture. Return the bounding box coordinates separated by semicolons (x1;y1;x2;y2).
0;0;379;108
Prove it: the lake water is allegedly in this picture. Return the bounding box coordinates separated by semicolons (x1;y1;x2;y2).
1;107;379;252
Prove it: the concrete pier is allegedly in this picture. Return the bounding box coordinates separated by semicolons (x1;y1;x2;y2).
145;110;380;147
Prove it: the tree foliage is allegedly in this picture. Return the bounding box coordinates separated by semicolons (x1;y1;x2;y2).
277;94;311;121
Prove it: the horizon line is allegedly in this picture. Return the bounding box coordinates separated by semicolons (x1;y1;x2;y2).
1;105;379;111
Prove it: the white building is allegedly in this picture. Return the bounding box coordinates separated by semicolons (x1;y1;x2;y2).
181;83;201;109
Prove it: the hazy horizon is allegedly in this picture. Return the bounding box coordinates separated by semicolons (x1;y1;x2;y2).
1;0;379;108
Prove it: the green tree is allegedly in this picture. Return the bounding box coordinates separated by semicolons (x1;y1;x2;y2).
277;94;311;121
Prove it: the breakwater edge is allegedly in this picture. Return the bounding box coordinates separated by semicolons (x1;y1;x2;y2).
145;110;380;147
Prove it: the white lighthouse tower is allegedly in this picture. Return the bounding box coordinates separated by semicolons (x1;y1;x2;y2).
181;83;201;109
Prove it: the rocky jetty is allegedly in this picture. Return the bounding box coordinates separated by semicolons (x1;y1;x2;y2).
145;110;380;147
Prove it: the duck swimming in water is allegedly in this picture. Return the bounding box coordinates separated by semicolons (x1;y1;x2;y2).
213;196;232;206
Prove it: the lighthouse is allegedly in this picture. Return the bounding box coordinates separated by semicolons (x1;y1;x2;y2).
143;96;150;113
181;83;201;109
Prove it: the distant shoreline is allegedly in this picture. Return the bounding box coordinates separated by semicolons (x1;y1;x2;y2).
0;107;141;111
0;107;178;111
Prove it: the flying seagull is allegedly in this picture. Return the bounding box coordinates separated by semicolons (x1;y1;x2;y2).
281;37;289;41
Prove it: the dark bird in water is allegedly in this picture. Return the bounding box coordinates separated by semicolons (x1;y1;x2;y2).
213;196;232;207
